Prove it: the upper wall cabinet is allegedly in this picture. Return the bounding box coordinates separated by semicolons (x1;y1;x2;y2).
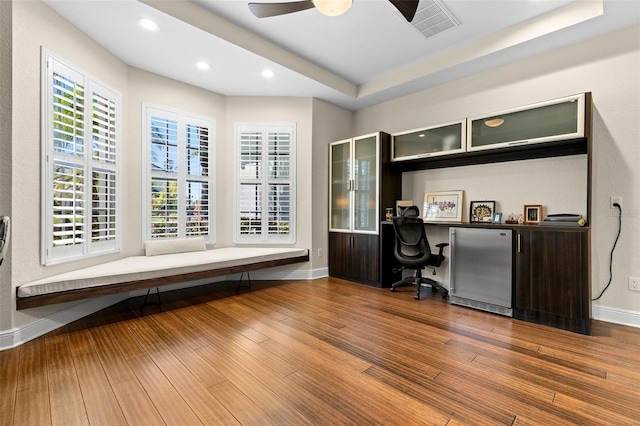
330;132;401;234
467;93;588;152
391;120;465;162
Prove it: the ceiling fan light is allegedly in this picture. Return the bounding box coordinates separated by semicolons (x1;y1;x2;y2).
313;0;352;16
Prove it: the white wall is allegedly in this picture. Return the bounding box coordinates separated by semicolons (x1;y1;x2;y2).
127;68;227;255
9;0;130;329
311;99;352;271
3;1;318;337
0;0;13;335
224;97;314;251
3;0;638;342
353;25;640;323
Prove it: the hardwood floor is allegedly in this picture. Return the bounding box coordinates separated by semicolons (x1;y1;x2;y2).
1;277;639;425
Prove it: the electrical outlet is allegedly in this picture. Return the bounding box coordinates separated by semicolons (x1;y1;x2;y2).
317;248;323;257
629;277;640;292
610;196;622;208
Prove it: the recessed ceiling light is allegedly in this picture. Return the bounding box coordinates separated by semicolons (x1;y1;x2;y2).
196;62;210;71
262;69;275;79
138;18;158;31
418;133;425;138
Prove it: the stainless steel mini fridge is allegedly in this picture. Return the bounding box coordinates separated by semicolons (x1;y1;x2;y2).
448;227;513;317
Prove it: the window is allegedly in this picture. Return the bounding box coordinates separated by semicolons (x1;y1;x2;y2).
41;52;121;264
144;105;215;243
235;123;296;244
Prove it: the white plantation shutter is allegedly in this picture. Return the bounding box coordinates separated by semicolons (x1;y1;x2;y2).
185;123;210;237
267;132;291;236
144;105;215;242
42;52;121;264
91;169;116;244
90;87;118;249
239;131;263;235
52;162;85;248
235;124;296;243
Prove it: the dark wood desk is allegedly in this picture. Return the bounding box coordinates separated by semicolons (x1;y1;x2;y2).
381;221;591;334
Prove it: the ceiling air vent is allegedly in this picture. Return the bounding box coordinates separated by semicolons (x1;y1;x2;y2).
409;0;459;39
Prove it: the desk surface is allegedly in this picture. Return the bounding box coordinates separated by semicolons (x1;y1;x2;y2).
381;221;588;231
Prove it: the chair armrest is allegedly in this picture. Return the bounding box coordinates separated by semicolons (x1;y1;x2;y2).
433;242;448;266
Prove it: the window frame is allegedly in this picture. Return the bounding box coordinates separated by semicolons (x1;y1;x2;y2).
234;123;296;244
41;50;122;265
142;103;215;244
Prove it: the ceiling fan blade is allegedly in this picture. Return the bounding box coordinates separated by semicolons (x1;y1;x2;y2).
248;1;315;18
389;0;419;22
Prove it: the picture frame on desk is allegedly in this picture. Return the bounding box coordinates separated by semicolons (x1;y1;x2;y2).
524;204;542;224
470;200;496;223
396;200;414;216
492;212;503;224
423;190;463;222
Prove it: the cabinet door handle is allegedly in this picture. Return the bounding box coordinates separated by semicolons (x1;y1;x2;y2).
517;233;522;253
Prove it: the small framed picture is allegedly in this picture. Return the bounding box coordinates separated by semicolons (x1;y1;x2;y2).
469;200;496;223
396;200;414;216
524;204;542;224
423;190;464;222
492;212;503;224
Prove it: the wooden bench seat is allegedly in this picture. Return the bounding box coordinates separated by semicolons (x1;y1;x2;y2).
16;247;309;310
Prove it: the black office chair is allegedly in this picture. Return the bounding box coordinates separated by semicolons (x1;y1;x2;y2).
390;211;449;300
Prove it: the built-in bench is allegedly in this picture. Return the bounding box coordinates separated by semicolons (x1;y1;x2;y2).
16;237;309;310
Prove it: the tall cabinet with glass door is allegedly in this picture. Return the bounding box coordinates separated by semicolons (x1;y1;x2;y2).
328;132;400;286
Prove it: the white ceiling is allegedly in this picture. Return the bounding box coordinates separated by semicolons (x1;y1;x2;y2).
45;0;639;111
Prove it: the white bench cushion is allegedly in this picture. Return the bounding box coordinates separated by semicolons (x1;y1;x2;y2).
18;247;308;298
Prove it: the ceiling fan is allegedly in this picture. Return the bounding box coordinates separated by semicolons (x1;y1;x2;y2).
248;0;419;21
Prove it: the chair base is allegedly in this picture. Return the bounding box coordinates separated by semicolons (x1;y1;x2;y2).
390;276;449;300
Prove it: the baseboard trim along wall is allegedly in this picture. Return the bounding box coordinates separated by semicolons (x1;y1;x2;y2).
0;293;129;351
592;305;640;329
0;267;329;351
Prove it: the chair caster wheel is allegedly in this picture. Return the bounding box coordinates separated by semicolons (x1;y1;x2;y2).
442;291;448;298
390;287;395;292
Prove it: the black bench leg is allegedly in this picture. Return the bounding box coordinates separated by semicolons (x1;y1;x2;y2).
141;287;161;310
235;272;251;292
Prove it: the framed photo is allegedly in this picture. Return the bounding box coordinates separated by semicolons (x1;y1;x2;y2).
492;212;503;224
469;201;496;223
396;200;414;216
524;204;542;224
423;190;463;222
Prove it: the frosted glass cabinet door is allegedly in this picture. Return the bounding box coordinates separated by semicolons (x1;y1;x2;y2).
468;93;585;152
353;135;378;232
392;120;465;161
330;140;351;231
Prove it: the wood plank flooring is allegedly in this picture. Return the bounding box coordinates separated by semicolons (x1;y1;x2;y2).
1;277;638;425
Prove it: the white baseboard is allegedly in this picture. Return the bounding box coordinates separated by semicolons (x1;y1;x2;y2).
1;268;329;351
227;266;329;281
592;305;640;328
0;293;129;351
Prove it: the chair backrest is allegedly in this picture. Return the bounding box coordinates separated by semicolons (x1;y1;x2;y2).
391;215;432;267
401;205;420;217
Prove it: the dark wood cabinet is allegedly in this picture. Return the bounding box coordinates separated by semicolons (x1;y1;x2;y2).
329;232;380;285
514;227;590;334
328;132;401;287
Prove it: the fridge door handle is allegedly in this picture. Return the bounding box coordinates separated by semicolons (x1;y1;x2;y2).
449;229;455;293
517;233;522;253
